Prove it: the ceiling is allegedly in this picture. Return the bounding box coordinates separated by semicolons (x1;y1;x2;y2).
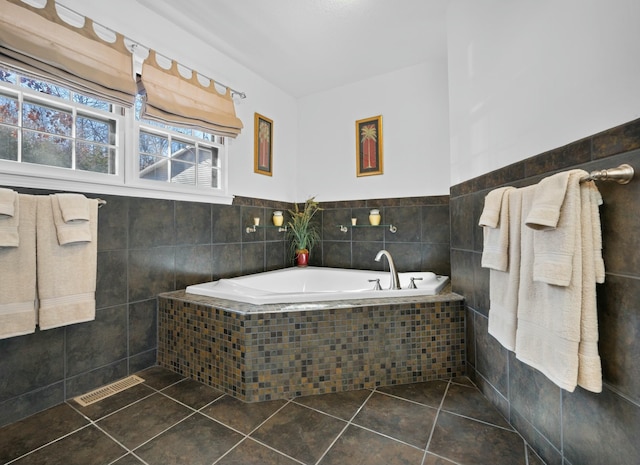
136;0;451;98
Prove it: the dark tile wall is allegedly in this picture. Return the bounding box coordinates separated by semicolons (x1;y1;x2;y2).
0;192;290;427
450;118;640;465
316;196;451;276
0;191;450;427
158;290;465;402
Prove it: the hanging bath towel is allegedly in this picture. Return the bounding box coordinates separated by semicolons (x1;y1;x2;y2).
36;195;98;330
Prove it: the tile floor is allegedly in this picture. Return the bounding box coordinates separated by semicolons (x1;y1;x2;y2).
0;367;546;465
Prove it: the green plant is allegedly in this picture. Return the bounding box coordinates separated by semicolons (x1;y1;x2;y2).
287;196;322;256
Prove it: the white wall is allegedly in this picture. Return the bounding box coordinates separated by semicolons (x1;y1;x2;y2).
447;0;640;185
297;62;451;202
57;0;300;202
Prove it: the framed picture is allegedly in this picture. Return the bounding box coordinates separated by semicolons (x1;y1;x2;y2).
355;115;383;177
254;112;273;176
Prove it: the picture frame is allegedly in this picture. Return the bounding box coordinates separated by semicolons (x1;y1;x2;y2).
355;115;383;177
254;112;273;176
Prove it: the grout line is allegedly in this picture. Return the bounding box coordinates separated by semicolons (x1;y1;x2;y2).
424;379;450;453
312;389;377;465
4;423;95;465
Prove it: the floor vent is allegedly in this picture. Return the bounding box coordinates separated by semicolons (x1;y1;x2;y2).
74;375;145;407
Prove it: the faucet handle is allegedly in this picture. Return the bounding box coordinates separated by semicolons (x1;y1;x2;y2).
368;279;382;290
408;277;423;289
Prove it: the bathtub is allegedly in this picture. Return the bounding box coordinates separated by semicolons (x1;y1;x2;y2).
185;266;449;305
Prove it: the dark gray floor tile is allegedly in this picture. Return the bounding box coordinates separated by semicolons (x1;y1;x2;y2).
318;425;424;465
422;452;458;465
353;392;437;448
294;389;371;420
134;413;243;465
67;383;155;421
252;403;346;465
442;383;512;428
111;454;146;465
11;425;125;465
376;380;448;408
429;411;526;465
135;366;185;390
161;378;224;410
97;393;192;449
0;403;88;463
201;395;287;434
216;438;301;465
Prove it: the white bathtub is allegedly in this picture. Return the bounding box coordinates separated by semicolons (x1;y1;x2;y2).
185;266;449;305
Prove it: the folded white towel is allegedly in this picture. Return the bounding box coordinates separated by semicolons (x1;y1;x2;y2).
55;193;90;222
530;170;586;287
0;194;37;339
487;186;527;351
0;188;19;247
481;187;514;272
36;196;98;330
479;187;514;228
589;185;605;284
51;195;92;245
525;171;572;230
0;188;17;217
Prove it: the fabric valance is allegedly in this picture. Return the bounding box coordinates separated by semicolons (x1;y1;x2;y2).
0;0;136;106
138;50;243;138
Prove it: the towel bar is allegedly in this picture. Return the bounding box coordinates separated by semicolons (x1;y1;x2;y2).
580;164;634;184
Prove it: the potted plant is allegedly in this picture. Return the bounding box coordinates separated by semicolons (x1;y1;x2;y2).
287;196;322;266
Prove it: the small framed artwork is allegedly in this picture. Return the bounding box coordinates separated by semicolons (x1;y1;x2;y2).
254;112;273;176
355;115;383;177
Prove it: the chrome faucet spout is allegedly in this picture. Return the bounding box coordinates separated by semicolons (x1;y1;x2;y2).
374;250;401;290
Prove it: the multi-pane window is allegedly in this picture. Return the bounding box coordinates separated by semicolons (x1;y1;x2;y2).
135;95;223;189
0;67;118;175
0;66;227;199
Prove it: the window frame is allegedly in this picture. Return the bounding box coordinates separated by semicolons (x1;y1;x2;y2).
0;72;233;205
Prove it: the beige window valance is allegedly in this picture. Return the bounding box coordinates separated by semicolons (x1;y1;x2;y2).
0;0;136;106
138;50;243;139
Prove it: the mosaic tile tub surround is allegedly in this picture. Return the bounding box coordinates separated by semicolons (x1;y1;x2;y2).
158;291;465;402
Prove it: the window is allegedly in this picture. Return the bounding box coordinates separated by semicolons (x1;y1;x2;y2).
0;66;230;203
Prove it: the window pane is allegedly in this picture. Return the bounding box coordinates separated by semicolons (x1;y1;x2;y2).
73;94;111;111
77;115;114;144
0;125;18;160
211;168;219;188
171;140;195;162
20;77;70;100
171;160;196;185
22;131;72;168
0;93;19;125
23;101;72;136
76;142;115;174
139;131;168;157
139;155;168;181
196;147;212;187
0;69;17;85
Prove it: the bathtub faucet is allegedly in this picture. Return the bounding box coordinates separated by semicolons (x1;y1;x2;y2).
374;250;401;290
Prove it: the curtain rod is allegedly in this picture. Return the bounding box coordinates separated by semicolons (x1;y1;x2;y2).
580;164;634;184
54;1;247;99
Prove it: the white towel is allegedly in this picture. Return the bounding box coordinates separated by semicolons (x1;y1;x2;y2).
479;187;514;228
515;179;603;393
55;193;90;222
529;171;586;287
0;187;16;217
481;187;514;271
577;180;602;392
0;194;37;339
51;194;92;245
0;188;19;247
525;171;572;230
487;186;528;351
36;196;98;330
